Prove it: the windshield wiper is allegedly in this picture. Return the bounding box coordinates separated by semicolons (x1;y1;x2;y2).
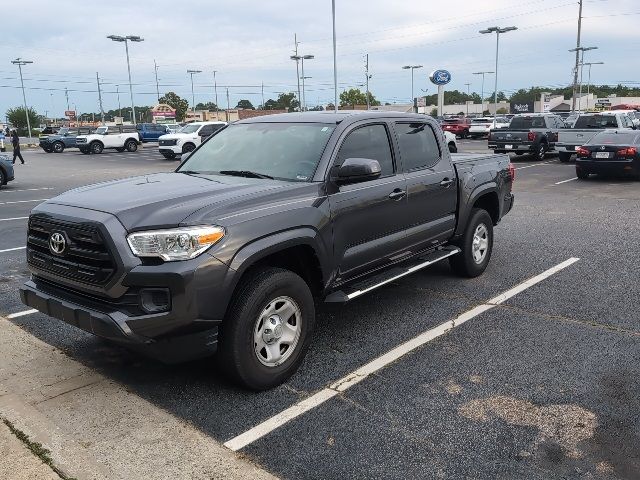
219;170;274;180
179;170;203;175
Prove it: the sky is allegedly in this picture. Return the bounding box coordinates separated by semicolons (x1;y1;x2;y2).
1;0;638;119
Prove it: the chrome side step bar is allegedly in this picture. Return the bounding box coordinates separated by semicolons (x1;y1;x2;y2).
325;246;460;303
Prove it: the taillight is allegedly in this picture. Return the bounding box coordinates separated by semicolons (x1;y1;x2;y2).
527;132;536;141
617;147;637;157
508;163;515;182
576;147;589;157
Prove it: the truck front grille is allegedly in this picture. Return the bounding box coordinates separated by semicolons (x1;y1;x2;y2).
27;217;116;286
159;139;177;146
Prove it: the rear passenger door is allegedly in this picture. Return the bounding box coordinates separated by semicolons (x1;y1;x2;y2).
198;124;218;144
394;121;457;252
328;122;409;281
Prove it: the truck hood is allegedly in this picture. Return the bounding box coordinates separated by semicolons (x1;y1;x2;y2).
45;172;304;231
158;133;198;141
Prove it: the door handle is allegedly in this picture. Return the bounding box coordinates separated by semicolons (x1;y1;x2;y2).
439;178;454;188
388;189;406;200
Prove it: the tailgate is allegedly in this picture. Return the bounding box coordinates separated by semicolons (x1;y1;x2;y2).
557;129;598;146
490;130;529;142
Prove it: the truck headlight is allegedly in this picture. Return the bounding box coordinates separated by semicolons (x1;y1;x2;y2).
127;226;225;261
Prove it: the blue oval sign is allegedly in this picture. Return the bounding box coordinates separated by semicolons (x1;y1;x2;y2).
429;70;451;86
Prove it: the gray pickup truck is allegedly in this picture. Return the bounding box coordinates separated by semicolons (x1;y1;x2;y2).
20;111;514;390
488;113;565;161
555;112;636;162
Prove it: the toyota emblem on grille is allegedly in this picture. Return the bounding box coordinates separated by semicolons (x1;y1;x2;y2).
49;232;66;255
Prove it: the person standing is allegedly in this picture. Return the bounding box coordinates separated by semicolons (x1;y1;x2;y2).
11;130;24;164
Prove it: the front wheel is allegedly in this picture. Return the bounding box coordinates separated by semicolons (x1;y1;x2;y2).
90;141;103;154
52;142;65;153
218;267;315;390
125;139;138;152
0;168;5;186
449;208;493;278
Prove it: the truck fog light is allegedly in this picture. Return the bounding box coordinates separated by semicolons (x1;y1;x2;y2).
140;288;171;314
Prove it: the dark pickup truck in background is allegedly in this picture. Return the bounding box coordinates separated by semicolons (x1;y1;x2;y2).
20;111;514;390
489;113;566;160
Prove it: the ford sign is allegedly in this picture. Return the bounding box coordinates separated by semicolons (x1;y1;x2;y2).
429;70;451;86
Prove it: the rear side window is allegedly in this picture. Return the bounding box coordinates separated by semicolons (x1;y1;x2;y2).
395;123;441;171
336;124;394;177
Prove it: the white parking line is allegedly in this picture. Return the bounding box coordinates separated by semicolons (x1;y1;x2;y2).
554;177;578;185
224;257;581;451
515;160;555;170
7;309;37;319
0;217;28;222
0;187;54;193
0;198;49;206
0;246;26;253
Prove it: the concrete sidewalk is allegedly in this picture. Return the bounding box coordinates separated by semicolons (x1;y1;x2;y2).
0;317;278;480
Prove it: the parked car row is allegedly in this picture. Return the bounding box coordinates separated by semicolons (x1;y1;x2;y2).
441;116;510;139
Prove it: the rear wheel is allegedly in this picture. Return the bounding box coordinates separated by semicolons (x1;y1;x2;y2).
90;141;103;154
448;142;457;153
125;139;138;152
449;208;493;278
218;267;315;390
533;142;547;161
52;141;65;153
558;152;573;162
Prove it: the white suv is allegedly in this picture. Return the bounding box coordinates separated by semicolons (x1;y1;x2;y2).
76;125;141;154
468;117;509;139
158;121;227;159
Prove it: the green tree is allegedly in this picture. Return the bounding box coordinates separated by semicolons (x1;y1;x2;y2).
496;107;509;114
430;108;438;117
159;92;189;121
6;106;41;136
264;92;299;112
195;102;218;111
339;88;380;107
236;99;255;110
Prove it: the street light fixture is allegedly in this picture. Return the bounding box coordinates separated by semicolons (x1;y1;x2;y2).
301;55;314;111
107;35;144;125
569;46;597;111
479;26;517;127
579;61;604;108
11;58;34;138
402;65;423;113
187;70;202;113
472;71;494;114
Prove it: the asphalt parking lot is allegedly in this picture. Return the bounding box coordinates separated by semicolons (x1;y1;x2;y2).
1;141;639;479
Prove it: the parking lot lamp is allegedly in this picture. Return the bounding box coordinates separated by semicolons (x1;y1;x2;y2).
580;61;604;108
402;65;423;113
107;35;144;125
11;58;33;138
187;70;202;113
300;55;314;111
479;26;517;128
472;71;494;114
569;46;597;111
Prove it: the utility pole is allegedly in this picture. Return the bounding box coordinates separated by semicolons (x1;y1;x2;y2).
11;58;33;138
261;82;265;109
65;87;70;112
116;85;122;118
293;34;302;111
332;0;338;112
472;71;494;114
365;54;371;110
96;72;105;124
154;59;160;102
213;70;219;119
465;83;471;116
571;0;583;112
226;87;230;122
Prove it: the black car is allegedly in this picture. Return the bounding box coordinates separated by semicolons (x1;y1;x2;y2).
576;130;640;180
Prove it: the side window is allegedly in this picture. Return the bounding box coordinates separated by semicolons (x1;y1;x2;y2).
199;125;215;136
336;124;394;177
395;122;441;171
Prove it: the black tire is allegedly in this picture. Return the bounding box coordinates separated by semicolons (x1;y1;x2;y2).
115;147;125;152
533;142;547;161
218;267;315;391
558;152;573;163
0;168;5;186
52;141;65;153
448;142;457;154
43;146;53;153
80;147;90;155
576;168;589;179
515;151;525;156
90;141;103;154
125;139;138;152
161;151;176;160
449;208;494;278
182;143;195;153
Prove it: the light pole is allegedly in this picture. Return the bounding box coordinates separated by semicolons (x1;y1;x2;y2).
472;71;494;114
213;70;219;118
107;35;144;125
331;0;338;113
580;61;604;109
300;54;314;111
569;46;597;111
290;34;302;112
480;26;517;127
402;65;423;113
464;83;471;116
187;69;202;113
11;58;33;138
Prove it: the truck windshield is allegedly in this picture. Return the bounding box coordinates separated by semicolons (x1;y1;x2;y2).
180;124;201;134
95;127;107;134
178;123;335;182
509;117;546;129
574;115;618;129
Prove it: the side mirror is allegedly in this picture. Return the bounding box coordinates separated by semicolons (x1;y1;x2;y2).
180;152;192;163
335;157;381;184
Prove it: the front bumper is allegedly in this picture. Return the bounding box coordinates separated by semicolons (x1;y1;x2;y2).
159;145;181;155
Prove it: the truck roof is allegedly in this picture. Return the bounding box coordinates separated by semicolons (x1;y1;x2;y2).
236;110;430;124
